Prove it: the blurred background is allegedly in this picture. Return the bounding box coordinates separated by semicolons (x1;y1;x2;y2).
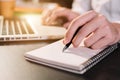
20;0;73;8
38;0;73;8
12;0;73;25
12;0;73;18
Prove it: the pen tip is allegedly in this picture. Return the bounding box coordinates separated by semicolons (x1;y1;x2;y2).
62;46;67;52
62;49;65;52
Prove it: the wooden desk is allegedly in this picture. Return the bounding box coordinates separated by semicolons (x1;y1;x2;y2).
0;41;120;80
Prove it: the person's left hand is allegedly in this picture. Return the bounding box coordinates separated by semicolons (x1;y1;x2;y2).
42;7;80;28
63;10;120;49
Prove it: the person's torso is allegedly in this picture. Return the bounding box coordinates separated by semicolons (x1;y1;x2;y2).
92;0;120;21
72;0;120;22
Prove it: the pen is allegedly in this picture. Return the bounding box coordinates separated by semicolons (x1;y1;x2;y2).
62;26;82;52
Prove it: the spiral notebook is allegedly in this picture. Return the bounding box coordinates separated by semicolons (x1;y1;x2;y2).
25;40;118;74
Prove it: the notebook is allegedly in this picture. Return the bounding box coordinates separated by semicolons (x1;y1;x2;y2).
0;16;66;42
25;40;118;74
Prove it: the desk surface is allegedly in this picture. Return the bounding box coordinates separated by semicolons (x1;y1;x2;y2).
0;41;120;80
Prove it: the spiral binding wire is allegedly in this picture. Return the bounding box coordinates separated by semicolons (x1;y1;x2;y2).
80;43;118;73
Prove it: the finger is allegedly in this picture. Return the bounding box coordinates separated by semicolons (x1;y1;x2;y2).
72;14;107;47
91;36;112;49
64;10;97;44
63;22;71;29
48;8;69;24
84;26;107;47
42;9;54;25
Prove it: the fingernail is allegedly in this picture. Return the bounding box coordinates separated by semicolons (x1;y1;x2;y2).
46;17;50;23
63;38;69;44
63;39;67;44
63;40;66;44
73;41;79;47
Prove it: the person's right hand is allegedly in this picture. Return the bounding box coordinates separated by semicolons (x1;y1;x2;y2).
42;7;80;28
63;10;120;49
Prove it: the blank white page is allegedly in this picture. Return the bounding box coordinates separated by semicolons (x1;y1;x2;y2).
25;40;102;70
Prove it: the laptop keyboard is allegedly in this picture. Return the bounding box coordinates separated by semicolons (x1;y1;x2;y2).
0;16;36;42
0;17;35;35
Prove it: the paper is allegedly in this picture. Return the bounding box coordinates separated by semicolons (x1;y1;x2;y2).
25;40;102;70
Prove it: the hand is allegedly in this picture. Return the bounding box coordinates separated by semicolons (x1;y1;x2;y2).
64;10;120;49
42;7;80;28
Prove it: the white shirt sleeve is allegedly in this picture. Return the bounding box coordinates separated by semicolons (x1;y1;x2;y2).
72;0;92;14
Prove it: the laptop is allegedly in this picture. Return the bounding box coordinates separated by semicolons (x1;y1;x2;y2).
0;16;66;42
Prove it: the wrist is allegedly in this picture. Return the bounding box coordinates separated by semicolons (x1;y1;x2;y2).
112;22;120;42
